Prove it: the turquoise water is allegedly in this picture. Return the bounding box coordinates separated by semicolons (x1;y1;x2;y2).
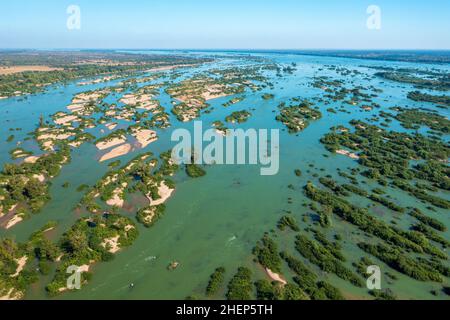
1;52;449;300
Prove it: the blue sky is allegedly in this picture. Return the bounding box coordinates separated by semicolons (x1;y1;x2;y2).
1;0;449;49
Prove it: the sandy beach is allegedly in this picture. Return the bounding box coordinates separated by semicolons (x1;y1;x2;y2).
132;129;158;148
99;143;132;162
23;156;41;164
54;114;79;125
5;214;24;229
265;268;287;285
10;256;28;278
147;181;174;206
96;137;127;150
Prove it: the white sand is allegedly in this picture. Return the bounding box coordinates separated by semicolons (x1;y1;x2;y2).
132;129;158;148
24;156;40;164
106;187;125;207
99;143;132;162
147;181;174;206
336;149;360;160
54;115;79;125
105;122;118;130
10;256;28;278
265;268;287;286
96;137;126;150
5;214;23;229
101;236;120;253
32;174;46;182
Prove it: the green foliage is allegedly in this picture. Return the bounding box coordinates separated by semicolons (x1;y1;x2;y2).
226;267;253;300
186;164;206;178
253;234;282;273
277;215;300;232
206;267;226;297
295;234;364;287
358;242;443;282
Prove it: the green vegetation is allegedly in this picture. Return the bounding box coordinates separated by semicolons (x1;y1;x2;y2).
225;110;251;124
254;280;307;300
205;267;226;297
253;234;282;273
226;267;253;300
277;215;300;232
358;242;444;282
408;208;446;232
186;164;206;178
262;93;274;100
0;145;70;214
375;72;450;91
392;107;450;133
136;204;166;228
276;100;322;133
46;214;138;296
407;91;450;107
304;183;445;258
295;234;363;287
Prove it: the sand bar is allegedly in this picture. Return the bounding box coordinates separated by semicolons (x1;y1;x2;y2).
265;268;287;285
336;149;360;160
96;137;126;150
99;143;132;162
147;181;174;206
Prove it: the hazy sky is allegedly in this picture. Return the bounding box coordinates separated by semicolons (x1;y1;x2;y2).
1;0;449;49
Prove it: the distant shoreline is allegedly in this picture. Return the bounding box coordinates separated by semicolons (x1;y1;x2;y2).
2;48;449;64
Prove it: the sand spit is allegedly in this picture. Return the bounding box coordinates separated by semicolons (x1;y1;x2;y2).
54;114;79;126
96;137;127;150
265;268;287;286
10;256;28;278
24;155;41;164
78;75;119;86
99;143;132;162
105;122;118;130
0;288;23;300
336;149;360;160
145;64;196;73
147;181;174;206
5;213;24;229
131;129;158;148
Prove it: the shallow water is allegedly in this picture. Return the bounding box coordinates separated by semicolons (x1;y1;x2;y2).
1;51;449;300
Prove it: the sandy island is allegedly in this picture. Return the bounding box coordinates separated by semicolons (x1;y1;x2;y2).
96;137;127;150
5;213;24;229
99;143;132;162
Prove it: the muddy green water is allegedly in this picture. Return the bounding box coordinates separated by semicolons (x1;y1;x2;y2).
0;51;449;300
